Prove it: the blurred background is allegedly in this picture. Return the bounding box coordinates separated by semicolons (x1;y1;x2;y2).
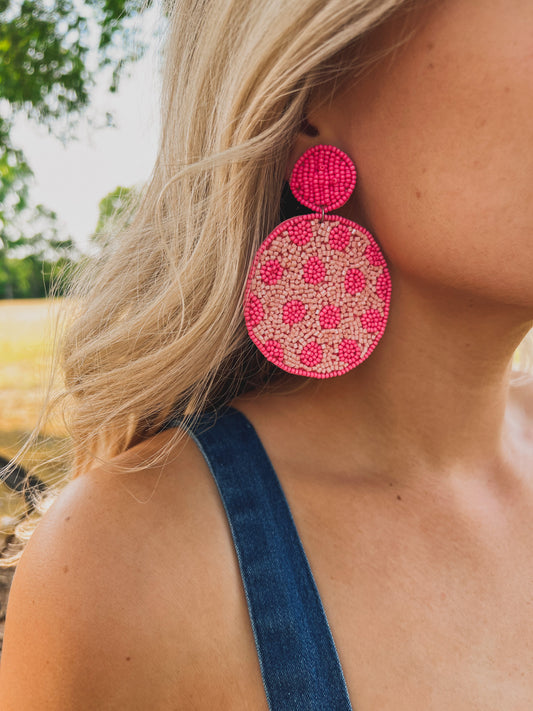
0;0;164;649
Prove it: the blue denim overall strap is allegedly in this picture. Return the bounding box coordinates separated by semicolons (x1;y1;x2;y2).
162;405;353;710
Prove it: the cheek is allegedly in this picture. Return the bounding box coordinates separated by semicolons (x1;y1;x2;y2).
342;0;533;305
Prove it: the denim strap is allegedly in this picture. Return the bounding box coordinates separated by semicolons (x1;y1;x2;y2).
164;406;353;710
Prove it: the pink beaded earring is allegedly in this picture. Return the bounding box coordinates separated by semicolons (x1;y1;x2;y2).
243;144;391;378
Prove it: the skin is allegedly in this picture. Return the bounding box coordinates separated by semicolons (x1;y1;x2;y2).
267;0;533;485
0;0;532;709
231;0;533;705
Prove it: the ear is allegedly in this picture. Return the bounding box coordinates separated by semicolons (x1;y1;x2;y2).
284;107;341;182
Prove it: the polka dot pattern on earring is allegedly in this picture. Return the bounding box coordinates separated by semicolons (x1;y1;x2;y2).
344;268;366;295
300;341;323;368
319;304;341;330
260;258;284;285
243;143;391;378
283;299;306;325
243;213;391;378
303;256;326;285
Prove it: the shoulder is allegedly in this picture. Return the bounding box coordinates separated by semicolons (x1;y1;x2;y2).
0;426;259;709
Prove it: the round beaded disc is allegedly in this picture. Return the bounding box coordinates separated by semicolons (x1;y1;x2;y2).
243;213;391;378
290;144;357;212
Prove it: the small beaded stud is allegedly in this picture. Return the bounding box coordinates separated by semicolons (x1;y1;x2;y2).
243;144;391;378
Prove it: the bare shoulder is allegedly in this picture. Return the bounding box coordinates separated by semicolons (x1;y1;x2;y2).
0;427;265;710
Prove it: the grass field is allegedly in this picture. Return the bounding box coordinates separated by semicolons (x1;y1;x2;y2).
0;299;73;645
0;299;70;518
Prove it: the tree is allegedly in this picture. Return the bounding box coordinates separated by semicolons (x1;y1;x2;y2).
0;202;79;298
91;184;138;249
0;0;155;294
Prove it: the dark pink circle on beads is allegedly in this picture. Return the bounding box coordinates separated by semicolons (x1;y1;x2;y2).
283;299;306;325
289;144;357;212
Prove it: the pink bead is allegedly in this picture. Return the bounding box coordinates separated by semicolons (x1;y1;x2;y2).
283;299;306;325
319;304;341;330
344;268;366;295
244;293;264;327
263;339;284;364
360;309;384;333
300;341;323;367
376;271;390;301
338;338;361;366
290;145;357;212
365;242;385;267
260;258;284;285
303;255;326;284
287;220;312;246
328;224;351;251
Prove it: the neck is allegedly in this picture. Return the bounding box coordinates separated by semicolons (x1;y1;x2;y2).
292;275;533;486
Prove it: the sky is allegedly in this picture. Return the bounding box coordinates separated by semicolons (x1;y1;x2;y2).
10;9;162;253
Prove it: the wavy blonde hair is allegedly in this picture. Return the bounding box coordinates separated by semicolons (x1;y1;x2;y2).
3;0;533;567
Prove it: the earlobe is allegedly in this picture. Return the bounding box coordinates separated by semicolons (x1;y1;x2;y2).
284;110;343;182
300;118;320;137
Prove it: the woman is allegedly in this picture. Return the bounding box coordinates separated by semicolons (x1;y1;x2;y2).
1;0;532;707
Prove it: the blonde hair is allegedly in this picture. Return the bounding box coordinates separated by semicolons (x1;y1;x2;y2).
2;0;532;566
